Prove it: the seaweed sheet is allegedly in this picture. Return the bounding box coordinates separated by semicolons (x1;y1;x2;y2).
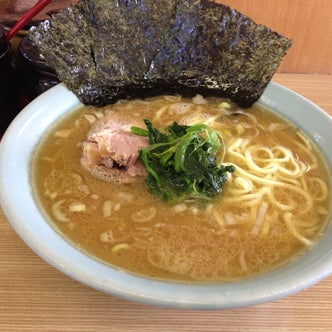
29;0;292;108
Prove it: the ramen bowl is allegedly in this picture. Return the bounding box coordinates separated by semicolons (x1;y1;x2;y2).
0;82;331;310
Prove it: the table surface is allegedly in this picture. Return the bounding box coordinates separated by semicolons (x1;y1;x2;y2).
1;73;332;332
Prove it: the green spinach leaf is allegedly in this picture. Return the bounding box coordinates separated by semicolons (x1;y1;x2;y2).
132;119;235;201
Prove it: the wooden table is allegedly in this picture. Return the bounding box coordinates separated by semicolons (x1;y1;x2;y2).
1;74;332;331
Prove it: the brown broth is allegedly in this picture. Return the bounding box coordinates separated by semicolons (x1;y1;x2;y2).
31;96;331;282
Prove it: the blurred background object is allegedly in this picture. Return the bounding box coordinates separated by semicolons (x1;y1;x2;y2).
0;0;75;135
220;0;332;74
0;24;19;134
0;0;74;26
8;0;44;14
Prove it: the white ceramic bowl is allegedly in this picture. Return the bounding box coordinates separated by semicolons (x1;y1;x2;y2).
0;82;331;310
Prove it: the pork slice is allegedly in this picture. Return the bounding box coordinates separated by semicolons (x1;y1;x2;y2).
81;113;149;183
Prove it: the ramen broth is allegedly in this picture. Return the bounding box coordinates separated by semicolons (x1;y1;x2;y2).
31;95;331;282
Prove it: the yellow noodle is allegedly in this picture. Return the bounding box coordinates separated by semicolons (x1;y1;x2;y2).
288;134;319;169
283;212;313;246
305;177;329;201
239;250;249;272
249;146;278;161
227;176;253;195
267;191;298;212
223;187;270;204
244;148;279;174
152;105;168;122
280;182;313;211
251;201;269;235
274;173;302;186
296;130;312;151
231;165;284;186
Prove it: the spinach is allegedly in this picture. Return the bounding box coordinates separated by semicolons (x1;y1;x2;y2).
131;119;235;201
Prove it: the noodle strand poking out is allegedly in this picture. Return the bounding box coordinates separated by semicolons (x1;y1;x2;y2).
283;213;313;246
32;95;331;282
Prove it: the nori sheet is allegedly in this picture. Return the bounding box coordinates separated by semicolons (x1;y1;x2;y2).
29;0;292;108
81;0;179;85
147;0;293;106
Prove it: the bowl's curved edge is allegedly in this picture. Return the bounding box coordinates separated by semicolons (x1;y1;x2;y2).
0;82;332;310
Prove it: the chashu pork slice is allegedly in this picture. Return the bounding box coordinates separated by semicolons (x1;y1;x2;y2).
80;113;149;184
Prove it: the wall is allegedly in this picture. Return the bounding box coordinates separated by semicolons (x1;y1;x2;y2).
218;0;331;74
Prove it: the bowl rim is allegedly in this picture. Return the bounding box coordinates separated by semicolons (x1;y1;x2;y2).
0;82;332;310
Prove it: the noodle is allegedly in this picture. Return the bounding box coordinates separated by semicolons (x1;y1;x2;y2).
221;127;329;249
283;212;313;246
